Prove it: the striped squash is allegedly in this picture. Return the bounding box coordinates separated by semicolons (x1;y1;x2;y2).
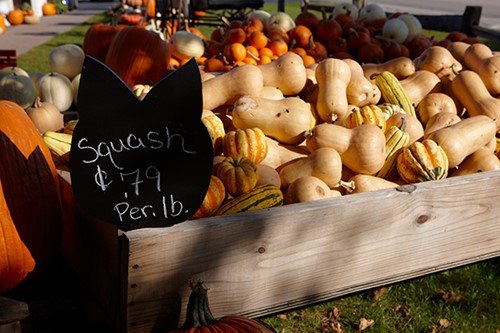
217;155;258;196
222;128;268;164
375;71;416;117
396;139;448;183
191;175;226;219
345;104;387;133
202;113;225;156
214;184;283;216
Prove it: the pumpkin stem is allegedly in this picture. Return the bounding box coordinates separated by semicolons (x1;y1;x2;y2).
181;280;217;329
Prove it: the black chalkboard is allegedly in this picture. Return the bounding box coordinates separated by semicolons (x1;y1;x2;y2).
70;56;213;230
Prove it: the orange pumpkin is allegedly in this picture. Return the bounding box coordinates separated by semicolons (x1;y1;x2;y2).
0;100;62;277
191;175;226;219
82;22;126;62
217;155;258;196
42;2;57;16
0;181;36;293
104;26;170;87
222;128;268;164
0;14;6;33
7;9;24;25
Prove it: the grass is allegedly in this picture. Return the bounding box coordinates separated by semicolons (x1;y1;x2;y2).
16;3;500;332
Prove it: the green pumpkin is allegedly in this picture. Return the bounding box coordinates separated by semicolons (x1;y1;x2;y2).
0;73;37;109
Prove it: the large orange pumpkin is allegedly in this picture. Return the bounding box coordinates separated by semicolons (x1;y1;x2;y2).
0;181;36;293
82;22;126;63
0;100;62;277
104;26;170;87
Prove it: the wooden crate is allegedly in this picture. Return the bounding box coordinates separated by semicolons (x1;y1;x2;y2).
58;169;500;333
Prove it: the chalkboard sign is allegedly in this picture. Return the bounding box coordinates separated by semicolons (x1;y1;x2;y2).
69;56;213;230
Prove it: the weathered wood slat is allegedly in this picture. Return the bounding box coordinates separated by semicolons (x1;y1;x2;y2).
59;169;500;333
0;296;29;333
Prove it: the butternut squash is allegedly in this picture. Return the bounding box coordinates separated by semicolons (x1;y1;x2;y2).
447;41;471;67
463;43;500;95
362;56;416;82
279;147;343;188
451;70;500;129
232;95;316;145
315;58;351;124
305;123;386;175
260;86;285;100
256;163;281;188
285;176;341;204
258;52;307;96
261;136;310;170
417;92;457;126
423;112;461;138
426;115;497;168
413;46;462;85
343;58;375;107
450;148;500;177
202;65;264;110
399;70;442;107
342;174;399;194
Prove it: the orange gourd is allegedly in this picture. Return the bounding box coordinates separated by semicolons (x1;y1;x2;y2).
222;128;268;164
0;100;62;276
217;155;258;196
191;175;226;219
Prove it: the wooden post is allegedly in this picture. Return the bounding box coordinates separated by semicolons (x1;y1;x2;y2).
461;6;482;36
0;296;30;333
278;0;284;12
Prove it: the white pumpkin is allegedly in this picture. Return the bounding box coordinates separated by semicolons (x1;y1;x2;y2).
48;44;85;80
397;14;423;42
266;11;296;33
248;9;272;31
71;73;81;106
358;3;386;24
170;31;205;60
38;72;74;112
382;18;409;44
29;71;46;97
332;2;359;21
0;66;29;81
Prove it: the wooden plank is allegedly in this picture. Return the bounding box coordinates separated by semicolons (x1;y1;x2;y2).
0;50;17;70
122;170;500;333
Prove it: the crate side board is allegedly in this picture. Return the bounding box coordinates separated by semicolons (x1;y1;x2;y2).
123;171;500;332
59;170;128;331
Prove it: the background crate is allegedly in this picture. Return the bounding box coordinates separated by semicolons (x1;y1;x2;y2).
58;169;500;333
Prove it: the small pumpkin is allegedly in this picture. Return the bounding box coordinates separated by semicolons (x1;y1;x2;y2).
0;13;7;34
396;139;449;183
222;128;268;164
26;97;64;134
169;281;276;333
217;155;258;196
7;9;24;25
191;175;226;219
42;2;57;16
